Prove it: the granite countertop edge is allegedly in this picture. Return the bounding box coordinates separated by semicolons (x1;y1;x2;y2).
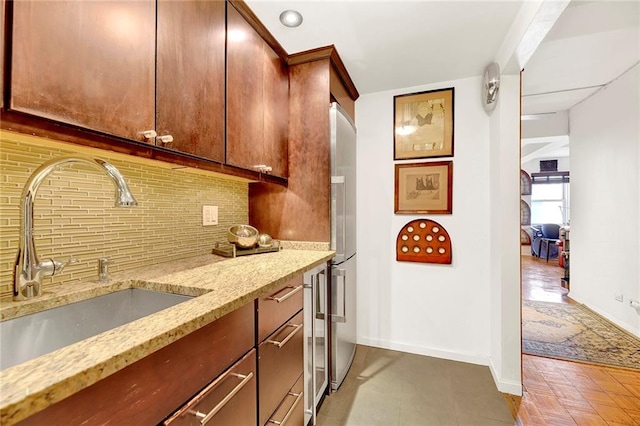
0;248;334;425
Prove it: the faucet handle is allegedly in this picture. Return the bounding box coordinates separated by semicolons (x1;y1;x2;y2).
53;257;79;275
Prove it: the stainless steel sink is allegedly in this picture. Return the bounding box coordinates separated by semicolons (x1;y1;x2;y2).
0;288;192;370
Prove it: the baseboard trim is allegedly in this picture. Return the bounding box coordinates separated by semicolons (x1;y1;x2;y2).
489;359;523;396
357;337;523;396
569;294;640;338
357;336;489;366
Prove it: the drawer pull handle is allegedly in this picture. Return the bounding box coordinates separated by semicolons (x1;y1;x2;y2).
268;391;304;425
267;323;303;348
267;284;303;303
191;372;254;425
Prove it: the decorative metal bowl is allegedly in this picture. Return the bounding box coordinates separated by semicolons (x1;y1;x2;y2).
257;233;273;248
227;225;259;249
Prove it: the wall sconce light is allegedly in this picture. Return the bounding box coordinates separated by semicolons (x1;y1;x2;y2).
279;10;303;28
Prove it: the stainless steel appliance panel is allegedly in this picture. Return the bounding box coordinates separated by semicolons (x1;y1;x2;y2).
329;102;357;393
331;254;357;391
330;102;357;262
303;264;328;425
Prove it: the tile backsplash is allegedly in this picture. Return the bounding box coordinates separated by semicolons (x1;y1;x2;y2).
0;132;249;298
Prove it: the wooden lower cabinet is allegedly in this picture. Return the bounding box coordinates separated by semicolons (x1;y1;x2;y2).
257;276;304;342
258;310;304;425
15;274;307;426
163;350;257;425
266;374;304;426
16;302;254;426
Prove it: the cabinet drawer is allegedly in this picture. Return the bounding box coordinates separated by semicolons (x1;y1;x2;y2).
266;374;304;426
163;350;257;426
258;275;304;342
258;310;304;426
17;302;255;426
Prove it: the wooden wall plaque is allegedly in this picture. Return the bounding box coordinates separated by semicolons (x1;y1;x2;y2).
396;219;452;264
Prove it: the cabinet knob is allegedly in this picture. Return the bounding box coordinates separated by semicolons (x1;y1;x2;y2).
253;165;272;174
139;130;157;140
157;135;174;145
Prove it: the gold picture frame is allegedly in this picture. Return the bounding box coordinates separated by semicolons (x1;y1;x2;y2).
393;87;454;160
395;161;453;214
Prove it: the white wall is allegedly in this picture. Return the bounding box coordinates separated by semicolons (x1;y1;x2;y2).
569;65;640;336
356;77;494;370
521;110;569;139
521;156;570;176
488;75;523;395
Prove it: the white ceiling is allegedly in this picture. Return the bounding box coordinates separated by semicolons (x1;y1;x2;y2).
521;0;639;162
522;0;640;115
246;0;523;95
246;1;639;163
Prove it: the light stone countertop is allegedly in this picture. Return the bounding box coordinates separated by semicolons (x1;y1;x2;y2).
0;249;334;426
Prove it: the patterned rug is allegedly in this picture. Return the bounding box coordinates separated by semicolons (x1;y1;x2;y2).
522;300;640;370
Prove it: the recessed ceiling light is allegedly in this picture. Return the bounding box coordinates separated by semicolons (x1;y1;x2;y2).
279;10;303;28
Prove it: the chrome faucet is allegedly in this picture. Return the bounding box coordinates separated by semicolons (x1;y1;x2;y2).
13;156;138;301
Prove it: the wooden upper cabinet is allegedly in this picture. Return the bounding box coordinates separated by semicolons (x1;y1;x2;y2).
262;44;289;178
10;0;156;141
226;4;289;178
226;5;264;172
156;0;225;163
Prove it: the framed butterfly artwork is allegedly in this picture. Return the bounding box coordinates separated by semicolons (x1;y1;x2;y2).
393;87;454;160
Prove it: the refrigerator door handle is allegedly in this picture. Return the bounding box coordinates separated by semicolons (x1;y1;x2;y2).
331;268;347;323
315;269;325;320
331;175;347;261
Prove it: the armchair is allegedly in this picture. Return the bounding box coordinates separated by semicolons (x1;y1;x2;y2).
532;223;561;261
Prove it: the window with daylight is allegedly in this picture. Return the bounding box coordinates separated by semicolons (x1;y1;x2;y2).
531;182;570;225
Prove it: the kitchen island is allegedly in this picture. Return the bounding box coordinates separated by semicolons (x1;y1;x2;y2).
0;249;333;425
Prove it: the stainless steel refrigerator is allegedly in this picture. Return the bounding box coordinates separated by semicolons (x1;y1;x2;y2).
329;102;357;391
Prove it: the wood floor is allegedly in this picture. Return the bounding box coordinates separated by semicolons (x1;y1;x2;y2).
514;254;640;425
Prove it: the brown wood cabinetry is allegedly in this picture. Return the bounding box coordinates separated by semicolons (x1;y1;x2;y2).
163;350;257;426
9;0;156;141
3;0;289;184
257;277;304;426
257;275;304;342
249;47;359;242
226;4;289;178
17;302;255;426
14;274;309;425
156;0;225;162
269;374;305;426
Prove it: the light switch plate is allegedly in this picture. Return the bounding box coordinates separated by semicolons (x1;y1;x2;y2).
203;205;218;226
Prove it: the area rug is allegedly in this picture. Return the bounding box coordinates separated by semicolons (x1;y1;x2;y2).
522;300;640;370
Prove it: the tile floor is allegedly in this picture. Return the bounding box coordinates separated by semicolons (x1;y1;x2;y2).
315;255;640;425
316;345;515;426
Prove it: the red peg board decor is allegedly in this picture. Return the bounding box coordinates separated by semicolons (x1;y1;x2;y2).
396;219;452;264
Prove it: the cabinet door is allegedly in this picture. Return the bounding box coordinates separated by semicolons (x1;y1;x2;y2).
10;0;155;141
18;302;255;425
226;5;264;171
164;350;257;426
156;0;225;162
258;311;304;426
262;44;289;178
